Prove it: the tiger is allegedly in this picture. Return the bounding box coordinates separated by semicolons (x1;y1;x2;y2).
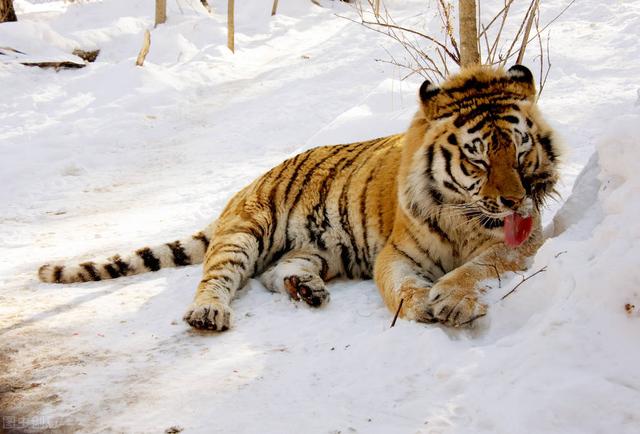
38;64;560;331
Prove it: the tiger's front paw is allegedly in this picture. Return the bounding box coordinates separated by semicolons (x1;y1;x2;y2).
183;300;232;331
424;283;487;327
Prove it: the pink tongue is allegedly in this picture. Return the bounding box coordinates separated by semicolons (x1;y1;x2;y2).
503;213;533;247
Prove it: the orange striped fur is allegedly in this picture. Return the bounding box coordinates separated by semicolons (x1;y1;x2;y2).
39;65;560;331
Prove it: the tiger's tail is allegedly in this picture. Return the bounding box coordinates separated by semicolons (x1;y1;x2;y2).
38;231;211;284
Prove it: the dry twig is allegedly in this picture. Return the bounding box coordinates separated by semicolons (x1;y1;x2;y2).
500;266;547;300
390;298;404;328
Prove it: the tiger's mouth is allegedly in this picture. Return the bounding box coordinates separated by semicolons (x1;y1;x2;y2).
471;208;534;247
503;212;533;247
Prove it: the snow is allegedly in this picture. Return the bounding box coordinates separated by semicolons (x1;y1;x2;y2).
1;0;640;432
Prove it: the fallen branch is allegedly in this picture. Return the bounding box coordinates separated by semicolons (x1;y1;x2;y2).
21;61;85;70
135;30;151;67
390;298;404;328
500;266;547;300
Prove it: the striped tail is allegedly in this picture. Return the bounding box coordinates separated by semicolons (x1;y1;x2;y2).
38;231;211;284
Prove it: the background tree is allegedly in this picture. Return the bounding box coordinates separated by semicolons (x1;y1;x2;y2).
349;0;574;94
0;0;17;23
458;0;479;67
155;0;166;26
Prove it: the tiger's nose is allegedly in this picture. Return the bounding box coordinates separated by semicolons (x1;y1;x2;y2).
499;195;524;210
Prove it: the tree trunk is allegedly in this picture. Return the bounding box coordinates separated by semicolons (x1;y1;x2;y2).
271;0;279;16
228;0;235;53
458;0;479;67
155;0;166;27
0;0;17;22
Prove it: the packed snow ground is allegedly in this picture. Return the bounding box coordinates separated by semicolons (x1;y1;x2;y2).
1;0;640;432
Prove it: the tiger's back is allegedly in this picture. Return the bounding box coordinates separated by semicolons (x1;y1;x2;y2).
221;134;403;280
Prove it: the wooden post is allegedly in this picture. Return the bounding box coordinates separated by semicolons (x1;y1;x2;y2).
374;0;380;17
155;0;166;27
0;0;18;22
228;0;235;53
459;0;480;67
271;0;279;16
136;30;151;66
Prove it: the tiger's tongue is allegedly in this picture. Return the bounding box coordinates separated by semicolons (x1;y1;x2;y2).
503;213;533;247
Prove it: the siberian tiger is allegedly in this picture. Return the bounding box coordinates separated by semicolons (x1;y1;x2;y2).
39;65;560;331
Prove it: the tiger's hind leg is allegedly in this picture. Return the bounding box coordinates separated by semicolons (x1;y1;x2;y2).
259;250;332;307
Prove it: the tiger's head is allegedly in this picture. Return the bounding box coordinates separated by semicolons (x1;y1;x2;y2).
401;65;561;246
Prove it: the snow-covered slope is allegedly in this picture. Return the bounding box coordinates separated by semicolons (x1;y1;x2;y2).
1;0;639;432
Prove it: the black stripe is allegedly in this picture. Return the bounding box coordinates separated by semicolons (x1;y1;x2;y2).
310;253;329;280
359;163;378;271
192;232;210;249
405;229;444;277
428;187;445;205
447;133;458;146
166;241;191;266
104;264;121;278
53;265;63;283
207;258;246;272
339;243;353;279
136;247;161;271
532;151;540;172
435;93;525;120
440;147;467;193
424;145;435;180
501;115;519;124
289;146;348;210
459;160;470;177
467;115;491;134
212;246;250;260
392;242;422;269
538;134;556;162
466;180;480;192
262;158;296;256
303;145;363;249
283;149;316;202
443;181;462;194
80;262;101;281
112;255;130;276
338;142;381;275
426;216;451;244
207;273;233;284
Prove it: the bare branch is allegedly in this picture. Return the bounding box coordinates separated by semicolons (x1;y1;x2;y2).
516;0;539;65
390;298;404;328
500;266;547;300
358;18;460;63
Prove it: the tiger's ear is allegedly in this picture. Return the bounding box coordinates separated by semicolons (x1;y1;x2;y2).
419;79;440;105
507;64;536;98
508;64;534;84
